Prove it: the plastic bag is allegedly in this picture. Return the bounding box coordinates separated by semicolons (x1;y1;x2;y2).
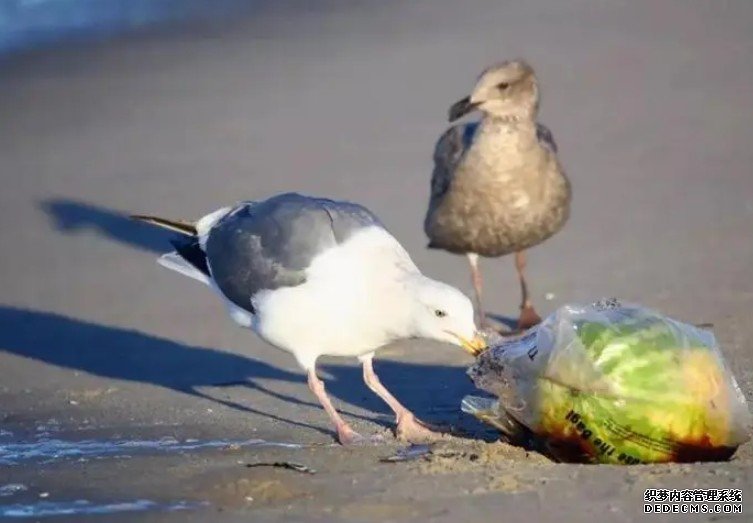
462;299;752;464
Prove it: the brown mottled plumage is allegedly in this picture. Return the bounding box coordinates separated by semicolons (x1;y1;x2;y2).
424;60;571;330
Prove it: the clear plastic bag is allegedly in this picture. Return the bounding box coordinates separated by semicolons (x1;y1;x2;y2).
463;299;752;464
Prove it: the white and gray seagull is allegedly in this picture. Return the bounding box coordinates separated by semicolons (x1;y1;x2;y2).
133;193;485;444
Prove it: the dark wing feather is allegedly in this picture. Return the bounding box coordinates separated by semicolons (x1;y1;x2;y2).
170;237;210;279
536;123;558;153
429;121;479;205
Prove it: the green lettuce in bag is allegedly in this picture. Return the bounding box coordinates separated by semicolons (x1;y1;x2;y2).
462;300;752;464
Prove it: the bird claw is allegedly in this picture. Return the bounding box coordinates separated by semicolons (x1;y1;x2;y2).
517;305;542;331
396;415;447;443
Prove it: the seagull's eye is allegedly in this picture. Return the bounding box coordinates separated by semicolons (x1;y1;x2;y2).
497;82;510;90
434;309;447;318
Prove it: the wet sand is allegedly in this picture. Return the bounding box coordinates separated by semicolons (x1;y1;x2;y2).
1;1;753;521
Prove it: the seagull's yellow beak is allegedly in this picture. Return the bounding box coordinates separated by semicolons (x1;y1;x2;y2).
448;332;488;356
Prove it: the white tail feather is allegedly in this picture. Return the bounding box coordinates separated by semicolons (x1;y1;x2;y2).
158;252;211;286
157;251;254;328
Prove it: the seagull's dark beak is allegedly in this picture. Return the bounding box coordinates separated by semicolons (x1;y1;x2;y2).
448;96;480;122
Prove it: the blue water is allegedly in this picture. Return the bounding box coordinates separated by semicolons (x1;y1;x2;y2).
0;433;303;517
0;0;251;55
0;485;28;497
0;435;303;465
1;499;208;518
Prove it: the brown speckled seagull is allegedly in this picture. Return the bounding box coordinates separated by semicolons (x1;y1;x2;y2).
424;60;571;331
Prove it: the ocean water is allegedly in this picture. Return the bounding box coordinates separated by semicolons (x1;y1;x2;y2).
0;499;208;518
0;0;252;55
0;434;303;465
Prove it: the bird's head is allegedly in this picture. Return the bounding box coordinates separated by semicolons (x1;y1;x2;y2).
408;277;486;355
448;60;539;122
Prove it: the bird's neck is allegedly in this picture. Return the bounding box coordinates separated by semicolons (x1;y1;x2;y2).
361;271;424;343
390;273;434;338
475;115;539;156
481;113;536;134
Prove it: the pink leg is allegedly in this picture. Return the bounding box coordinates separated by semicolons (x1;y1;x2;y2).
361;356;442;443
467;253;488;328
307;369;362;445
515;251;541;330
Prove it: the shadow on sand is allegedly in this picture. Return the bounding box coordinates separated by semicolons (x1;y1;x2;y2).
0;306;482;439
41;198;173;254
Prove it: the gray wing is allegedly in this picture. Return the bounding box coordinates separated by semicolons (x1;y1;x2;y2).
205;193;381;313
536;123;558;153
429;121;479;206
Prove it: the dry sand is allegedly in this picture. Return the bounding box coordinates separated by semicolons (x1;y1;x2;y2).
1;1;753;521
